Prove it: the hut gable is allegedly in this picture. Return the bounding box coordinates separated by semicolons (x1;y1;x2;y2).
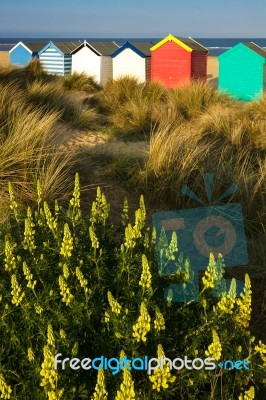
112;42;153;82
39;41;80;76
9;41;47;67
151;34;208;88
218;42;266;101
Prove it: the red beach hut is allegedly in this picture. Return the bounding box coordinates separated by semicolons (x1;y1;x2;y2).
151;34;208;88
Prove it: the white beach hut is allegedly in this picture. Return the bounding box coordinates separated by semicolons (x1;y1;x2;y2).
112;42;153;82
71;41;120;85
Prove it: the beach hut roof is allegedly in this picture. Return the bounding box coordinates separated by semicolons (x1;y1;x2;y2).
39;41;81;55
9;41;47;54
71;41;119;56
112;42;153;58
23;42;48;53
151;34;208;52
218;42;266;60
244;42;266;58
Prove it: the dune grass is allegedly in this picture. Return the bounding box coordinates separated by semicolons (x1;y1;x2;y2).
141;102;266;237
0;82;74;222
62;71;101;92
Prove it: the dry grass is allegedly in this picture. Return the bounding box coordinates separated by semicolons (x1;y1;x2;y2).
62;71;101;92
141;101;266;237
0;82;74;222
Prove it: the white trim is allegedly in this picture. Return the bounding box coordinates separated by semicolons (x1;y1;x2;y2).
9;41;32;54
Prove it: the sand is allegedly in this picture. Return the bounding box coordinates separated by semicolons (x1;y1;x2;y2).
0;51;10;67
207;56;218;88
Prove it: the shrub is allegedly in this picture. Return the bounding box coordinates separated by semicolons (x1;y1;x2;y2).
0;174;265;399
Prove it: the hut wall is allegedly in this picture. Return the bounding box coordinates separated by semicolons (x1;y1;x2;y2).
101;56;113;85
219;46;264;100
145;57;151;82
72;46;101;82
113;48;146;82
191;52;207;79
40;45;65;75
151;41;191;88
10;44;31;67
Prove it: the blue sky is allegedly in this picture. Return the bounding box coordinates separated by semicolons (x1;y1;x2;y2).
0;0;265;38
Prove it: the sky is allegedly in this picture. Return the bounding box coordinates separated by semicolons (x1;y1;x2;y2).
0;0;266;38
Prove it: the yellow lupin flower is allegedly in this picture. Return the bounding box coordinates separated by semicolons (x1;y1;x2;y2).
91;369;108;400
23;261;37;290
23;207;36;252
44;201;58;232
4;239;17;272
58;275;74;306
139;254;152;290
34;304;43;314
76;267;89;293
202;253;216;290
107;291;121;315
165;231;178;261
122;197;129;226
40;345;61;396
90;187;110;225
149;344;176;392
238;386;255;400
40;325;64;400
132;302;151;342
69;172;81;222
89;226;100;249
0;373;12;399
59;329;66;340
215;278;236;314
60;223;73;258
115;368;135;400
255;340;266;367
8;181;19;221
124;223;136;249
47;324;55;347
10;274;25;306
154;307;166;332
62;263;70;280
205;329;222;361
235;274;252;328
28;347;35;362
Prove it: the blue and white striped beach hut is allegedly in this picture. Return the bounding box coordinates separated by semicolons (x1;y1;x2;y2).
9;41;47;67
39;41;81;75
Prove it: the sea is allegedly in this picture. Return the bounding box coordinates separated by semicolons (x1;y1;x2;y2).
0;38;266;56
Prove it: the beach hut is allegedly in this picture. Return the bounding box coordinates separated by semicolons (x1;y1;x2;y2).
39;41;81;76
218;42;266;101
151;34;208;88
71;41;120;85
9;41;47;67
111;42;153;82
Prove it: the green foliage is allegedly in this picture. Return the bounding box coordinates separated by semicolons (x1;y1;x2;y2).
0;175;265;399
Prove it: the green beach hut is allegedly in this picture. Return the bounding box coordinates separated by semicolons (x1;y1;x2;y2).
218;42;266;101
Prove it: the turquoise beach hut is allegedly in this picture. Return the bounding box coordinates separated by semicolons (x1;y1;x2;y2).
39;41;81;75
218;42;266;101
9;41;47;67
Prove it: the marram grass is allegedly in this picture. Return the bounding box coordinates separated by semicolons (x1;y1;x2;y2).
0;174;265;400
